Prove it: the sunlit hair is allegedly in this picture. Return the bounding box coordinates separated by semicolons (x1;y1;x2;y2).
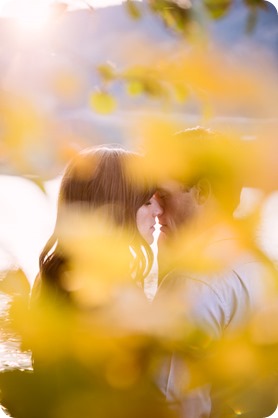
39;145;156;298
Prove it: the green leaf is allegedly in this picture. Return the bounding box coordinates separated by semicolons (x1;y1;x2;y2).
125;0;142;19
204;0;232;19
89;91;117;114
97;63;116;83
143;78;165;97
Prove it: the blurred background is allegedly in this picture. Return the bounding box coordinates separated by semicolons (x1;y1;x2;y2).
0;1;278;416
0;0;277;285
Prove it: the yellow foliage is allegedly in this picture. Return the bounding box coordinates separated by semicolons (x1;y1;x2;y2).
56;208;134;307
1;7;278;418
129;118;188;182
0;93;44;172
251;299;278;345
89;91;117;114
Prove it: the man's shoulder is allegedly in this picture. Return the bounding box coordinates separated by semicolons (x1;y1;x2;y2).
158;266;239;296
159;252;269;295
157;253;276;325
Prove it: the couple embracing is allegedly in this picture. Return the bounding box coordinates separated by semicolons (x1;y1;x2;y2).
32;126;277;418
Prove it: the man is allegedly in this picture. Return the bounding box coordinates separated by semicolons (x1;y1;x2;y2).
154;127;277;418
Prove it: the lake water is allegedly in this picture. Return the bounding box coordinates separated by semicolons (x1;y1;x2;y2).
0;294;32;371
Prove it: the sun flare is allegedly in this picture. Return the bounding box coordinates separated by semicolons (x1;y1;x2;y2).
14;4;51;33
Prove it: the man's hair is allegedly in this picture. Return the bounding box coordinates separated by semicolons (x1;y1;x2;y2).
174;126;243;212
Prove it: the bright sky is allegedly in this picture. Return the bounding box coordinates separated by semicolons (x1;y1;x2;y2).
0;0;275;35
0;0;276;31
0;0;126;15
0;0;139;34
0;0;276;16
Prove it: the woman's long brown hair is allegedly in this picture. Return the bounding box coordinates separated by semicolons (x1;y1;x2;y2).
38;146;155;299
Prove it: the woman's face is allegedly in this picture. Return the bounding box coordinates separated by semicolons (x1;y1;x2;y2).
136;196;163;244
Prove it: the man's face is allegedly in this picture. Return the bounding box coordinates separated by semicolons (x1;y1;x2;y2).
155;181;198;238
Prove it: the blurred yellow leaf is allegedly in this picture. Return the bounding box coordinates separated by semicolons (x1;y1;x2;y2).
0;268;30;298
89;91;117;114
204;0;232;19
251;299;278;345
125;0;142;19
127;80;144;96
129;118;187;182
173;82;189;103
97;63;116;83
105;351;140;388
57;209;134;307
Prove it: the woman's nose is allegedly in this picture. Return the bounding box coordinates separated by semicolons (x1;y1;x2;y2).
153;200;163;216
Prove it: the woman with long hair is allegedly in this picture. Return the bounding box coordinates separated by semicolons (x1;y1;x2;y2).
0;145;165;418
32;144;162;304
